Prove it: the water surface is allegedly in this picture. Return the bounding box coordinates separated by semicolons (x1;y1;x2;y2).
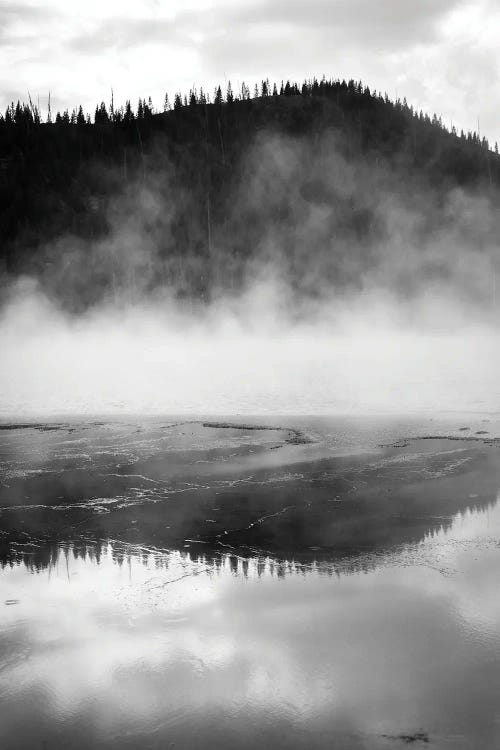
1;416;500;748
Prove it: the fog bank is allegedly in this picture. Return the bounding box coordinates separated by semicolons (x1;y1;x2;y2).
1;280;499;417
1;131;500;417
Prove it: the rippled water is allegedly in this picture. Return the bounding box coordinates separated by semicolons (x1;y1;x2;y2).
1;416;500;748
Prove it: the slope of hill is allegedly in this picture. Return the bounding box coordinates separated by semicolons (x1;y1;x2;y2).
1;78;499;311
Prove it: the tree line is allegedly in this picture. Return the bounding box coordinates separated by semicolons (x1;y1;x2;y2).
1;76;497;152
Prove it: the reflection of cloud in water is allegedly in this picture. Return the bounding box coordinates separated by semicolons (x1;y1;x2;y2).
2;419;500;746
414;493;500;634
2;502;500;749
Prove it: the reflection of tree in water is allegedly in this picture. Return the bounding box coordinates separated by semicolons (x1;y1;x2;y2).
2;432;499;575
1;493;496;580
0;538;337;578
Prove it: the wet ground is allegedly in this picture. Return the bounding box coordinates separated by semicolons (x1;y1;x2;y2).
1;415;500;749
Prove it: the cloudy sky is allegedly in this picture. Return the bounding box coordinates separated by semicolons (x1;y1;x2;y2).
1;0;499;143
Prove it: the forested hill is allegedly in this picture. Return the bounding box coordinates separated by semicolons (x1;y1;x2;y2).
1;77;499;310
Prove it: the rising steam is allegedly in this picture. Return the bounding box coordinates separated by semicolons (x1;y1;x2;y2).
1;131;500;417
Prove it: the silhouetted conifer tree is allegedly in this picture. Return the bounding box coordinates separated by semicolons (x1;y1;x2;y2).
214;86;223;106
123;100;134;123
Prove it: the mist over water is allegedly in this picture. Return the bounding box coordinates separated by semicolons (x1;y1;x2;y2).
1;283;499;416
2;132;500;417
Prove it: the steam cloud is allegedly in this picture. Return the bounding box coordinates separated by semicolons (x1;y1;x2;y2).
1;131;500;417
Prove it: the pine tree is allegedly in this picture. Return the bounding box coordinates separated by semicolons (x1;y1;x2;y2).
214;86;223;106
123;100;134;123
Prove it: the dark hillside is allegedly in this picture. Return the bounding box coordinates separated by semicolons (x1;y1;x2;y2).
1;78;499;310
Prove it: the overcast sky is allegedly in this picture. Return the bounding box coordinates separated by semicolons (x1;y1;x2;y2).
1;0;499;143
